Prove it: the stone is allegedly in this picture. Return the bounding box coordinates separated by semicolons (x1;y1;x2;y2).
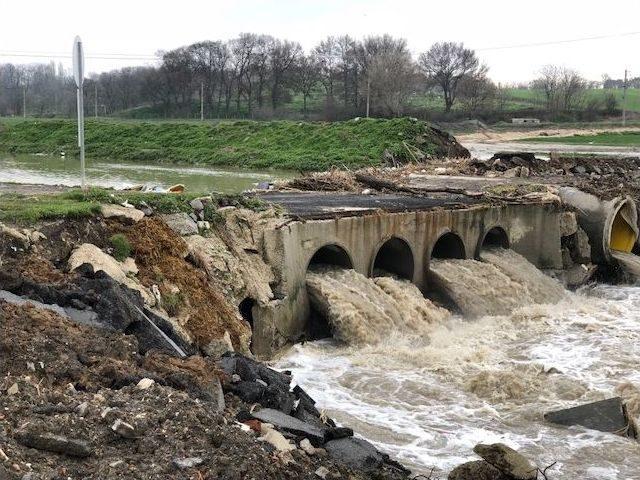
231;381;265;403
136;378;155;390
251;408;326;445
569;228;592;263
173;457;204;469
502;167;521;178
324;437;384;470
189;198;204;211
28;231;47;243
15;431;91;458
448;460;509;480
101;204;145;223
197;221;211;231
203;331;234;358
573;165;587;174
544;397;633;437
7;383;18;395
161;213;198;236
519;166;530;177
75;402;89;417
559;212;578;237
111;419;137;439
473;443;537;480
0;224;30;245
563;263;597;288
300;438;317;455
258;424;295;452
315;466;330;479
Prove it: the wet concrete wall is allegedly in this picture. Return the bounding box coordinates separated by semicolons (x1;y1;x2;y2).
253;202;563;357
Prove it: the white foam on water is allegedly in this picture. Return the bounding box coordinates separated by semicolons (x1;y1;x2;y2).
277;251;640;478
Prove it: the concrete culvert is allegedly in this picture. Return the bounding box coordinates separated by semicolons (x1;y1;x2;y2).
308;244;353;269
430;232;466;259
479;227;510;254
372;237;414;280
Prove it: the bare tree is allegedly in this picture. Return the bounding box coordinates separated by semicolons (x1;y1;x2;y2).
418;42;483;113
293;55;320;117
532;65;586;113
458;73;497;113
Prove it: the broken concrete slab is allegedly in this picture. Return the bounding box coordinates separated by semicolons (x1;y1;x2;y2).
544;397;636;438
473;443;537;480
251;408;326;445
15;431;91;458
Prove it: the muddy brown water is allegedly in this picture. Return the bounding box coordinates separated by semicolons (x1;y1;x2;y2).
278;249;640;478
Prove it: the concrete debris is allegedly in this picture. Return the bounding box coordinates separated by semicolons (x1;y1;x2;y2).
15;432;91;458
258;424;295;452
136;378;155;390
75;402;89;417
172;457;205;469
161;213;199;236
559;212;578;237
324;437;385;471
300;438;319;455
203;330;234;358
473;443;537;480
7;383;19;395
101;204;145;223
544;397;636;438
251;408;326;445
111;419;138;439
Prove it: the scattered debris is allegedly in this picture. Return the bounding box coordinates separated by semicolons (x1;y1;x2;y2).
15;432;92;458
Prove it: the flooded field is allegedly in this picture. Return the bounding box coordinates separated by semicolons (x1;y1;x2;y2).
0;154;294;193
277;251;640;478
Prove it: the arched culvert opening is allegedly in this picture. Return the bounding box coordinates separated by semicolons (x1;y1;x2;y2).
372;237;414;280
479;227;510;253
430;232;466;259
308;244;353;269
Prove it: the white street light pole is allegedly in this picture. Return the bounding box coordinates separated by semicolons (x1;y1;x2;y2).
73;36;86;189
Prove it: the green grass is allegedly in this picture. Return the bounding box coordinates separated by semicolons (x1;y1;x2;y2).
0;187;272;225
0;117;457;171
109;233;132;261
505;88;640;112
519;131;640;146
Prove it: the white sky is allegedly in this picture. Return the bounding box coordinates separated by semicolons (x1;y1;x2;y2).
1;0;639;83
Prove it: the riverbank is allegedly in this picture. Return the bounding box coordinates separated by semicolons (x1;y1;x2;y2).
0;117;468;171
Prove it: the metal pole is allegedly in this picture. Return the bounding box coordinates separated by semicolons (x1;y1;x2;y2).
366;76;370;118
200;81;204;121
94;82;98;118
77;84;85;189
623;69;628;127
22;86;26;118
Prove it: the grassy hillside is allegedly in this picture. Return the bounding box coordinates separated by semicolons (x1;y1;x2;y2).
506;88;640;112
0;117;464;171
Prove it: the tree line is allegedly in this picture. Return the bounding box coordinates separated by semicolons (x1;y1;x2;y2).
0;33;631;121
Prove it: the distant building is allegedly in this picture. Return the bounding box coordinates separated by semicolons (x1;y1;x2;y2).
511;118;540;125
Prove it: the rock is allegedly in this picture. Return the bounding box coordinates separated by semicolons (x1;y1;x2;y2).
315;466;330;479
502;167;521;178
519;166;530;177
190;198;205;211
173;457;204;469
203;331;234;358
101;204;145;223
111;419;137;439
544;397;634;437
568;228;592;264
448;460;509;480
300;438;317;455
231;381;265;403
197;220;211;231
324;437;384;470
251;408;326;445
258;424;295;452
563;263;597;288
28;231;47;243
15;431;91;458
473;443;537;480
136;378;155;390
434;167;448;175
559;212;578;237
7;383;18;395
573;165;587;174
75;401;89;417
161;213;198;236
0;224;30;246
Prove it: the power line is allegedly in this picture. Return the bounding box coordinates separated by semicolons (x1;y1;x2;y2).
477;30;640;51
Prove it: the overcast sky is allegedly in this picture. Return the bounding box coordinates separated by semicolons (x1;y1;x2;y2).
1;0;639;83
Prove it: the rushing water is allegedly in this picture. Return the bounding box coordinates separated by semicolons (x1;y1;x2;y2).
277;250;640;478
0;154;295;193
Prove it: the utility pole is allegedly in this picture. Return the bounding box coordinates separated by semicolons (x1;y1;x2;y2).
200;82;204;121
623;69;628;127
94;82;98;118
22;85;26;118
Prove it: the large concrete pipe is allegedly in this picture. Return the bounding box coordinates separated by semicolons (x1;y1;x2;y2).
558;187;638;264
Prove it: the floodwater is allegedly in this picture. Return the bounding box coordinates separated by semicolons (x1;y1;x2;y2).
276;250;640;479
0;154;295;193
